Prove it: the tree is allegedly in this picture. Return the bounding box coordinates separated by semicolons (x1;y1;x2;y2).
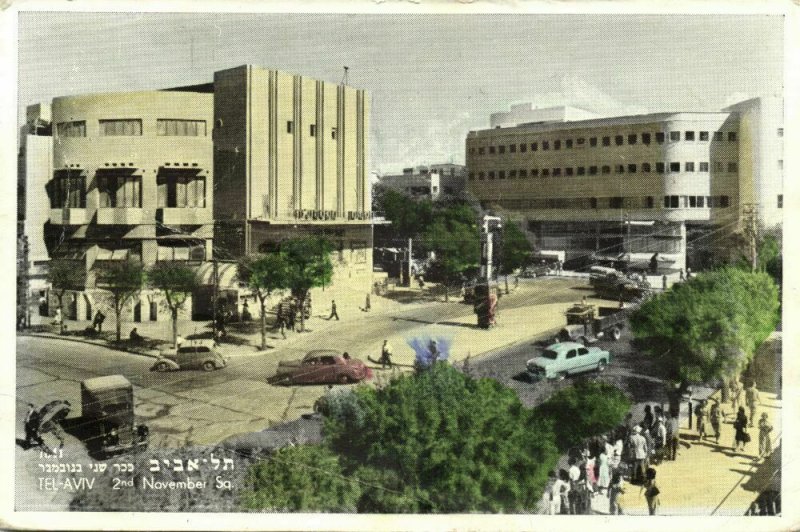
147;262;199;347
419;203;481;301
374;187;433;240
47;258;83;333
241;445;360;512
237;253;290;349
282;237;333;332
630;267;780;411
498;220;531;294
95;259;145;342
324;364;559;512
535;379;631;450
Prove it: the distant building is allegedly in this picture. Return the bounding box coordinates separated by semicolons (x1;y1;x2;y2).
466;97;782;271
377;163;467;200
490;104;599;129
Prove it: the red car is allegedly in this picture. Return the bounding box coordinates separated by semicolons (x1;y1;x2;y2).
273;350;372;385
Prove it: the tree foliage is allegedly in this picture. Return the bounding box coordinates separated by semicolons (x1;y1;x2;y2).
323;364;559;512
147;261;199;347
497;220;531;276
374;187;433;239
420;204;481;300
237;253;291;348
241;445;360;512
47;258;84;333
95;259;145;341
534;379;631;450
282;237;334;331
630;267;780;388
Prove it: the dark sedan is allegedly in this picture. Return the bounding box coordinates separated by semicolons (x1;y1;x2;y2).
272;350;372;385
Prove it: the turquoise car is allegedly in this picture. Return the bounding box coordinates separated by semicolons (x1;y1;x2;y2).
526;341;612;380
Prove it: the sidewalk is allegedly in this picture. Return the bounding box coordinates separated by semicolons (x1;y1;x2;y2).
591;388;782;516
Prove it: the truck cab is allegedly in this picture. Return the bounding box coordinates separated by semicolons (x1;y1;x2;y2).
80;375;148;457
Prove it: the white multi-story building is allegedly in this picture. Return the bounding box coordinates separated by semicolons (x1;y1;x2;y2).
466;98;782;270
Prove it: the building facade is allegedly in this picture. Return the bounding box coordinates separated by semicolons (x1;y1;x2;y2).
377;163;467;199
213;65;373;289
466;98;782;270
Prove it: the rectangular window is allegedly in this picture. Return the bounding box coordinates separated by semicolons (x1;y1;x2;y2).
554;140;561;150
531;142;538;151
566;139;573;149
99;119;142;136
331;127;337;140
565;167;574;176
642;163;651;172
628;164;637;173
56;121;86;138
714;161;724;172
577;167;586;176
670;162;680;172
609;197;623;209
499;145;506;154
498;170;506;179
488;171;495;179
509;144;516;153
576;138;586;146
542;141;550;150
157;119;207;136
531;169;539;177
602;136;611;146
685;162;695;172
157;175;206;208
478;172;485;180
697;196;705;208
656;132;665;143
601;165;611;174
589;166;598;175
520;143;527;152
656;162;665;173
778;194;783;208
310;124;317;137
728;162;738;172
720;196;730;207
489;146;496;154
689;196;697;208
615;135;624;146
519;169;527;178
552;168;561;177
728;132;737;142
628;134;637;145
98;176;142;208
699;162;709;172
52;175;87;208
646;196;654;208
541;169;550;177
615;165;625;174
664;195;680;208
685;131;695;141
642;133;651;145
699;131;709;141
478;147;485;155
508;169;517;178
287;121;294;134
590;137;598;147
714;131;723;141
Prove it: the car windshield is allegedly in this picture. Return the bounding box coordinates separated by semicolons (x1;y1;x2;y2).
540;349;559;360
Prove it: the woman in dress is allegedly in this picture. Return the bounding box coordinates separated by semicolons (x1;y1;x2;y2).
733;406;749;452
597;452;611;495
709;400;722;444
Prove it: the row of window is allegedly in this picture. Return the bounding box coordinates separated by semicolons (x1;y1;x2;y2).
51;175;207;209
470;130;737;156
286;121;338;140
469;161;737;180
492;195;730;210
57;119;208;138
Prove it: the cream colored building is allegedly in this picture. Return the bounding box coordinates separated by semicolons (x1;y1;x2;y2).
466;98;782;270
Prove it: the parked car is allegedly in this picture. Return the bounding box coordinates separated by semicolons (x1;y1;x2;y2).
151;339;228;372
526;341;612;381
273;350;372;385
80;375;149;456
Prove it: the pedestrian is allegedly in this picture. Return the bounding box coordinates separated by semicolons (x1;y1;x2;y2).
558;469;571;515
730;379;742;417
364;293;371;312
585;454;597;491
379;339;393;369
242;300;252;321
733;406;750;453
758;412;773;457
608;470;625;515
641;467;660;515
623;412;635;439
709;400;722;444
745;382;760;427
129;327;143;343
679;269;685;281
629;426;648;485
577;467;593;514
686;267;692;279
328;299;339;321
650;253;659;274
662;275;667;290
642;405;654;433
24;403;43;449
694;399;707;440
567;457;581;514
428;339;440;364
653;417;667;463
176;334;185;347
597;452;610;495
52;307;62;328
611;429;624;469
92;310;106;332
545;470;563;515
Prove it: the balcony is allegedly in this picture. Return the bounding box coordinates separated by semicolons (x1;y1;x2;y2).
156;207;212;225
49;208;87;225
97;207;144;225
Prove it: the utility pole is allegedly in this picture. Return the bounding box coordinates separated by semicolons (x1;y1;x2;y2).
407;237;413;287
742;204;758;272
212;259;219;339
481;215;502;281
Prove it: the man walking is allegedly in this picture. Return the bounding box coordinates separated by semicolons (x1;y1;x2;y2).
328;299;339;321
667;414;680;460
629;426;648;484
379;339;393;369
745;382;760;427
92;310;106;332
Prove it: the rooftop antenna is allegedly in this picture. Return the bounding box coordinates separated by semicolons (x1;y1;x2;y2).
341;66;349;85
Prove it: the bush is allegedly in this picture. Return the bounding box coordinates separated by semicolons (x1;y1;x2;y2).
324;363;559;512
535;379;631;450
241;445;360;512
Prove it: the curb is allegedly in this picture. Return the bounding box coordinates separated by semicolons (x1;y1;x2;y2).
20;332;161;358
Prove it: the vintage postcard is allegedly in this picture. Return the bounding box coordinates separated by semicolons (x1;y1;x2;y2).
3;1;797;530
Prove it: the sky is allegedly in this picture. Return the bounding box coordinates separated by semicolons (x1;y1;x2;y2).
18;12;784;174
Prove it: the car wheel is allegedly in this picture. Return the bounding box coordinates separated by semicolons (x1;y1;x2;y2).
610;327;622;341
338;374;350;385
203;361;216;372
597;360;607;373
156;362;169;372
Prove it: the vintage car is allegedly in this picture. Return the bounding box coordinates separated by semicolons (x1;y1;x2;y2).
151;339;228;372
526;341;612;381
273;350;372;385
81;375;148;456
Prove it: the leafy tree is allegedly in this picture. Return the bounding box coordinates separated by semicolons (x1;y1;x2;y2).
420;206;481;301
282;237;333;332
374;187;433;240
758;234;782;289
630;267;780;410
241;445;360;512
47;258;83;333
95;259;145;341
147;261;199;347
324;364;559;512
535;380;631;450
237;253;290;349
497;220;531;293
